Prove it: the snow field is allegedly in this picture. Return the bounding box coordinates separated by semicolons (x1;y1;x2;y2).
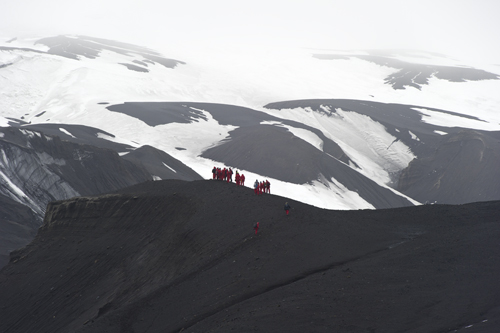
1;37;500;210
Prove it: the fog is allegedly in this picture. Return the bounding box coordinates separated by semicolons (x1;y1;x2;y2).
1;0;499;65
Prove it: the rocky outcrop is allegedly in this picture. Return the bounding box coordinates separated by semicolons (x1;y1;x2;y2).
0;127;155;269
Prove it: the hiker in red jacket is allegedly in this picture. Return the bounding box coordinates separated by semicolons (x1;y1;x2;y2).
241;174;245;186
227;168;233;183
265;180;270;194
253;222;259;234
235;171;241;185
284;202;291;215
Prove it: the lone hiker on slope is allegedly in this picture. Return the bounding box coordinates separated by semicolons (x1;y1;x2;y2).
284;202;291;216
253;222;260;234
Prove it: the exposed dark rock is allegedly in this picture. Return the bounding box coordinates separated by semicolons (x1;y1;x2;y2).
106;102;209;126
398;130;500;204
132;59;148;67
0;62;13;69
35;35;185;69
0;180;498;332
19;123;132;152
121;145;203;181
313;54;499;90
0;195;39;268
119;63;149;72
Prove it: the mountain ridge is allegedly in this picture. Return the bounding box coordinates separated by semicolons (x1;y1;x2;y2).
0;179;499;332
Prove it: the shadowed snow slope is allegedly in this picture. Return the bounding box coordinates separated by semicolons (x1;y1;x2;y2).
0;179;499;333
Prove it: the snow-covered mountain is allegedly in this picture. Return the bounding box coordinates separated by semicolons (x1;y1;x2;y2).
1;35;499;263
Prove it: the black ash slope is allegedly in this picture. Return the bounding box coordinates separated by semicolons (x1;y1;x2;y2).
0;180;499;332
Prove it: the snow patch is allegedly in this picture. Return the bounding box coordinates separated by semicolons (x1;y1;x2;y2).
162;162;177;173
266;106;415;186
413;107;499;131
409;131;420;141
0;116;9;127
260;120;324;151
59;128;75;138
0;169;29;202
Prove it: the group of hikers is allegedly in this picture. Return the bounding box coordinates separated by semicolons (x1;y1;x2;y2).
210;166;290;235
253;179;271;195
211;166;272;195
211;166;246;186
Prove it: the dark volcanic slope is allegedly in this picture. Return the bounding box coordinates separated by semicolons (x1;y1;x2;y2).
0;196;39;268
266;99;500;204
0;180;499;333
398;130;500;204
121;145;203;181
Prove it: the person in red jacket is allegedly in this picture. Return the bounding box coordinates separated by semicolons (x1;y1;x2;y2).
241;174;245;186
284;202;291;215
235;171;240;185
253;222;259;234
266;180;270;194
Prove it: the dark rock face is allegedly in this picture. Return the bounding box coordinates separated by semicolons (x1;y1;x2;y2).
398;130;500;204
0;196;39;268
0;127;193;269
121;145;203;182
0;180;498;332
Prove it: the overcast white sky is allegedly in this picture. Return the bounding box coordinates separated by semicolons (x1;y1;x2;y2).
1;0;499;65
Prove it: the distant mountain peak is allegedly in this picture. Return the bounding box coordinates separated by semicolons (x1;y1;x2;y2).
313;52;499;90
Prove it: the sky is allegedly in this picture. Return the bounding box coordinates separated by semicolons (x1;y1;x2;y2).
1;0;500;65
